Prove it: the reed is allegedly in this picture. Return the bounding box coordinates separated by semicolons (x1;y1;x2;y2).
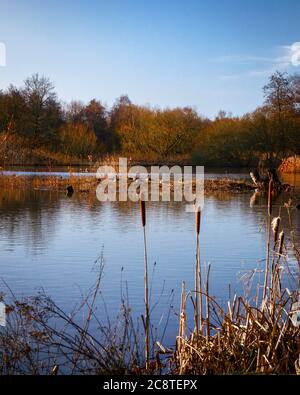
271;216;281;279
205;264;211;343
263;179;273;301
272;217;281;244
140;193;149;370
278;230;285;256
195;207;203;335
177;281;186;372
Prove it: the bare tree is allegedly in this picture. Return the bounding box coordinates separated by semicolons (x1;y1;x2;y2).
22;73;61;144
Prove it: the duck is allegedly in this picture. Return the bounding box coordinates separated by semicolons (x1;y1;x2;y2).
66;185;74;197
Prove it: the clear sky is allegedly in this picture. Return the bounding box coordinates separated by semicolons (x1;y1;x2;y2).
0;0;300;118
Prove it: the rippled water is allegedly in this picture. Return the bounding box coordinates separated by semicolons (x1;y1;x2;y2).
0;169;299;345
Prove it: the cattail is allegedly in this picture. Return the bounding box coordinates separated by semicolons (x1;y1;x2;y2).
140;193;146;227
278;231;284;255
268;180;273;216
263;180;273;301
196;207;201;235
195;205;202;334
271;217;281;243
140;192;149;369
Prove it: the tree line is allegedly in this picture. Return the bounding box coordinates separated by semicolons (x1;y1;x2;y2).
0;71;300;166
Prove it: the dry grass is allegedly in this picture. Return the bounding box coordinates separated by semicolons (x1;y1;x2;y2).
174;188;300;375
0;256;151;375
175;288;299;374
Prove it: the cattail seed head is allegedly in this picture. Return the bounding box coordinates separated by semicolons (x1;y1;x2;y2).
278;231;284;255
272;216;281;243
196;207;201;235
140;193;146;227
268;180;273;216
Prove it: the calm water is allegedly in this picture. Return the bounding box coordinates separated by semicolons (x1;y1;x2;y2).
0;169;299;345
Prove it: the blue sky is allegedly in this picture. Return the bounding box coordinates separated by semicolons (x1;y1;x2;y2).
0;0;300;118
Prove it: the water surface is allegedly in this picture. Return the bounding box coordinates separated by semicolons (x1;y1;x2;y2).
0;169;299;345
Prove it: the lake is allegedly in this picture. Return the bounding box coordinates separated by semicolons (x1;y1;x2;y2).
0;168;299;346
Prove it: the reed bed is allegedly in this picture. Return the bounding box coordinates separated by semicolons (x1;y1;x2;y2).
174;185;300;375
175;287;299;374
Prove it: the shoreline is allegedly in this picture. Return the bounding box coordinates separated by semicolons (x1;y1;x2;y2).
0;174;255;194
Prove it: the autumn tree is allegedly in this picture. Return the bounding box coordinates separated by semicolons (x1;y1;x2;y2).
0;86;27;134
147;107;204;158
80;100;107;138
59;122;99;157
22;74;62;145
193;117;254;167
111;101;205;159
263;71;296;159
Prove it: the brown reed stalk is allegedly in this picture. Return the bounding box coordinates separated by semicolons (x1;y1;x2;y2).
271;216;281;287
180;282;186;339
195;207;203;335
272;217;281;244
196;208;201;235
278;231;284;256
273;230;285;300
140;197;146;228
263;180;273;302
205;264;211;343
178;282;186;361
270;230;284;322
140;193;149;370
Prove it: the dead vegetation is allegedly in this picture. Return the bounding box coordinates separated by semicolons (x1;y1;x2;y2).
174;181;300;374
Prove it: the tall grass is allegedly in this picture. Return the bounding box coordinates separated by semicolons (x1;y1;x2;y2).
174;186;300;375
263;179;273;301
0;256;145;375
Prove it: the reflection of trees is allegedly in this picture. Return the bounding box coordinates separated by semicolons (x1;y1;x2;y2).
0;185;110;254
0;181;299;258
0;188;61;254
